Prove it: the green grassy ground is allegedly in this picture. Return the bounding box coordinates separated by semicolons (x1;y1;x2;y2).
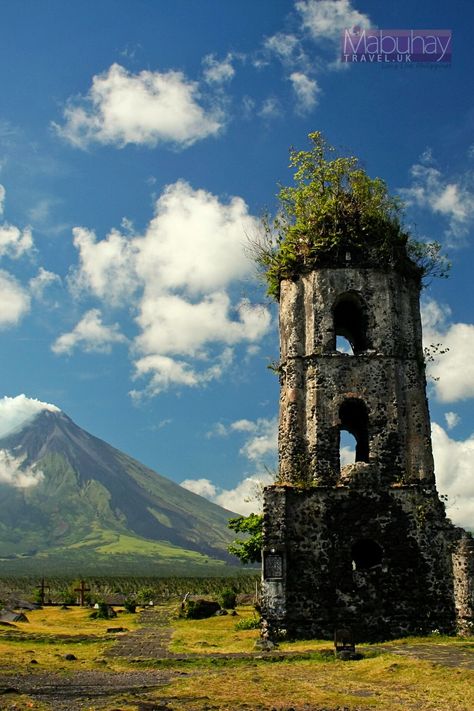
1;605;473;710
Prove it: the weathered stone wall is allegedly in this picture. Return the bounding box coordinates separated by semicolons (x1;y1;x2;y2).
262;263;473;642
262;484;459;642
452;533;474;635
278;269;434;485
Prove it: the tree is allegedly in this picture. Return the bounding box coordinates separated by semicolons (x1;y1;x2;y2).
227;513;263;564
251;132;448;299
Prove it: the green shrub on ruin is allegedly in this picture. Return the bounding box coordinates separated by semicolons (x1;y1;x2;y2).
253;132;448;299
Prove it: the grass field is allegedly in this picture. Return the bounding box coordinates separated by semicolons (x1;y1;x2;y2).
1;604;474;710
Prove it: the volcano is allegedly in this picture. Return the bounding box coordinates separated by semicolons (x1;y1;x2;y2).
0;407;238;574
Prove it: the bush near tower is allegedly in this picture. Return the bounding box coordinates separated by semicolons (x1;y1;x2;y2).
253;132;448;299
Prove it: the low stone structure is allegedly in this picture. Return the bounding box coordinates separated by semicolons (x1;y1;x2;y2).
261;253;474;642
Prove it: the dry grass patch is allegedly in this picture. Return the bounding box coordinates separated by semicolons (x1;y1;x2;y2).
0;637;111;672
0;606;140;674
170;606;260;654
382;634;474;649
3;605;140;637
161;654;474;711
0;693;51;710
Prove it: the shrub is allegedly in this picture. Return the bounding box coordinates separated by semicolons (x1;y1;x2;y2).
235;614;261;630
219;588;237;609
136;586;156;606
179;598;221;619
59;589;76;606
252;132;449;299
90;602;116;620
124;598;137;613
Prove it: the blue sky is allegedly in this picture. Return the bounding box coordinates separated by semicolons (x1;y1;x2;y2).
0;0;473;525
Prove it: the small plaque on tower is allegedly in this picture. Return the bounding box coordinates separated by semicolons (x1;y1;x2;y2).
264;552;283;579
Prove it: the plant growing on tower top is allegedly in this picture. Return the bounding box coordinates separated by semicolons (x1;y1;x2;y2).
253;132;448;299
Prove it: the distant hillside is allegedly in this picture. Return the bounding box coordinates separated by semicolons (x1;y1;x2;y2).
0;408;240;575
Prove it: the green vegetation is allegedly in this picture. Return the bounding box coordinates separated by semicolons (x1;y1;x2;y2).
0;574;260;605
253;131;449;299
0;410;239;571
0;547;233;576
1;603;473;710
179;598;221;619
123;597;137;613
234;613;261;630
227;513;263;564
89;601;115;619
171;605;261;653
219;587;237;609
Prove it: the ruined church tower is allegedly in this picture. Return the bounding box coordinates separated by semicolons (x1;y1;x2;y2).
261;249;474;641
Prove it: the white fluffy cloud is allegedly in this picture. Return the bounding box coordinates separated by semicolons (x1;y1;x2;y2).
180;477;217;499
231;419;259;433
264;33;304;63
0;394;59;439
264;33;299;60
0;270;30;328
135;181;258;293
0;186;34;328
259;97;281;119
432;422;474;529
400;152;474;244
181;472;274;516
202;54;235;84
289;72;320;113
70;226;136;306
0;450;44;489
183;416;278;514
208;416;278;462
0;224;33;259
262;31;310;73
135;293;269;358
132;348;233;397
445;411;460;430
214;473;274;515
29;267;62;299
422;299;474;402
297;0;371;40
54;63;223;149
52;308;127;355
239;417;278;462
72;181;258;300
0;185;33;259
67;180;271;394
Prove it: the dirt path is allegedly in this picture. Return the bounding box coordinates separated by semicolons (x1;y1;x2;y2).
0;669;175;710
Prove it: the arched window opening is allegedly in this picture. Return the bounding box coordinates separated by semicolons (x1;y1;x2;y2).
336;335;354;355
339;399;369;463
333;293;368;354
351;539;383;570
340;430;356;465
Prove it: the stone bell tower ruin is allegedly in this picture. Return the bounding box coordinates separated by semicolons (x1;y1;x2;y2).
261;248;474;642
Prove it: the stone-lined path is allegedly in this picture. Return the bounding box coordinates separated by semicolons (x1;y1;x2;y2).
106;607;474;670
107;607;174;660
